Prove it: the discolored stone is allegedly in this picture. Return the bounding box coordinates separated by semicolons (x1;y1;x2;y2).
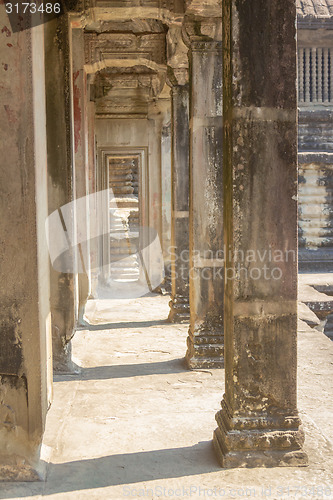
213;0;308;468
168;84;190;324
184;16;224;368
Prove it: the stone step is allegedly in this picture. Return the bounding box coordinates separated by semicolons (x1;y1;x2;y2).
112;187;135;195
111;277;140;283
110;270;140;278
111;258;139;268
110;173;133;181
110;239;138;248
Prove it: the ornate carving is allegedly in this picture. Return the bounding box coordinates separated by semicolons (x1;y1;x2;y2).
182;14;222;48
84;32;167;65
93;0;180;10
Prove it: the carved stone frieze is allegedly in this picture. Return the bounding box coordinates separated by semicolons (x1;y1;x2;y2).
93;0;184;12
84;32;167;66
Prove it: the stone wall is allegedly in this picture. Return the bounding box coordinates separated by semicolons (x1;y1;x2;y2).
297;17;333;270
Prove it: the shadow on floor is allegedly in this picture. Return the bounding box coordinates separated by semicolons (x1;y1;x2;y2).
0;442;220;498
77;319;169;331
54;358;189;382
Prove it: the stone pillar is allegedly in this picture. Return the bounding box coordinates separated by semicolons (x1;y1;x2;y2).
184;17;224;368
71;26;90;325
213;0;308;467
147;92;171;291
45;16;76;373
148;102;164;253
168;77;190;323
161;120;172;292
0;13;51;478
87;99;100;297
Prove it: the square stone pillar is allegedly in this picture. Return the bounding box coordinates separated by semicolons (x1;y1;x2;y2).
213;0;308;467
161;121;172;291
148;95;170;291
71;25;90;325
0;15;51;479
45;16;76;373
168;82;190;323
184;17;224;368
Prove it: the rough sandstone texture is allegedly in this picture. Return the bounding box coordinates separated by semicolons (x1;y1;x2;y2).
185;14;224;369
213;0;308;468
45;16;77;373
0;13;52;479
168;83;191;323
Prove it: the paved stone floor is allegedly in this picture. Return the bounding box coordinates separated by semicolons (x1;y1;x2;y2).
1;290;333;500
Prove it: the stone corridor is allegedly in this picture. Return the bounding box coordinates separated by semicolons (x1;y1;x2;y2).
2;0;333;484
0;293;332;499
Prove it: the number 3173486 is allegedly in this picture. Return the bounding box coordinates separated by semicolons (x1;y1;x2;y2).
5;2;61;14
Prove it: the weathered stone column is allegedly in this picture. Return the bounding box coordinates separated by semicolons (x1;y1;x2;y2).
45;15;76;373
0;13;52;478
71;25;90;325
213;0;308;467
168;73;190;323
147;90;170;290
184;16;224;368
161;120;172;292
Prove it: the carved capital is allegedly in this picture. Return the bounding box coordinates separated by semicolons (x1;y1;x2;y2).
167;66;189;87
182;14;222;48
167;25;189;86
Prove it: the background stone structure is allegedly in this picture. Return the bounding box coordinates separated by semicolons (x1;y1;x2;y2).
297;1;333;270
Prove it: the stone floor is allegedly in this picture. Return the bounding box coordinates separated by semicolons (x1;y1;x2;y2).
1;287;333;499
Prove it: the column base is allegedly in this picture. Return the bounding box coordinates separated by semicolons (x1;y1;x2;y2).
168;295;190;323
185;326;224;369
213;400;308;468
0;441;51;482
53;340;80;375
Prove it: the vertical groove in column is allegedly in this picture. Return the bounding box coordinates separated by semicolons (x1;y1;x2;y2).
305;47;311;102
329;49;332;102
298;48;305;102
317;48;323;102
323;48;329;102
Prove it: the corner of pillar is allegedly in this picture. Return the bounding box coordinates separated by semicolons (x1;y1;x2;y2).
168;295;190;323
185;325;224;369
213;398;308;469
0;430;51;482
